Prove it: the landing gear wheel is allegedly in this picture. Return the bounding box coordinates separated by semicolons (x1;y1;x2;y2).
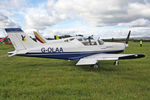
90;63;99;68
114;60;119;66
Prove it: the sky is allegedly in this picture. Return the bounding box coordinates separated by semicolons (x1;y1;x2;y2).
0;0;150;38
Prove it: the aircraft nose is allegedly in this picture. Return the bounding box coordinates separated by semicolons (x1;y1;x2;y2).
125;43;128;47
120;43;126;49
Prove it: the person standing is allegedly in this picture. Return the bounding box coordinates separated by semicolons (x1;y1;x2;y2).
140;40;143;47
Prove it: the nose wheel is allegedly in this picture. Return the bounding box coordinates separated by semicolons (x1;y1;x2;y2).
114;60;119;66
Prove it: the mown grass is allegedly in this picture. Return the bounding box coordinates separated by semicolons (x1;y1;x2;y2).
0;42;150;100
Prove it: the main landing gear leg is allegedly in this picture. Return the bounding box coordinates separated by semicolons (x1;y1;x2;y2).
114;60;119;66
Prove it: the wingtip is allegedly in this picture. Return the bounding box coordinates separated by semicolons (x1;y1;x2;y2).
119;54;145;59
136;54;145;58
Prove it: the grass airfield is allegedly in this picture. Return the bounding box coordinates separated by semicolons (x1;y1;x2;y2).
0;42;150;100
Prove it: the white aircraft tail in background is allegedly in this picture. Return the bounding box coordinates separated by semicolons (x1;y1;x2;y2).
33;31;47;43
33;31;60;44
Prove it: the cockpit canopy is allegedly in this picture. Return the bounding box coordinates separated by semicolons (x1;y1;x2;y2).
62;36;104;46
76;36;104;46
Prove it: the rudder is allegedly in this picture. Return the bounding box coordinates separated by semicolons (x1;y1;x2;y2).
5;28;39;51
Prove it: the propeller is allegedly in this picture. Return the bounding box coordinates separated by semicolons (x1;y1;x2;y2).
125;30;131;47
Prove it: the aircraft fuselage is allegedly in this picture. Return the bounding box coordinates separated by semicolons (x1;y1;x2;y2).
20;40;126;60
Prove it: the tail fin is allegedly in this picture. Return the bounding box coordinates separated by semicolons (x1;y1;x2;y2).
54;35;60;40
56;35;60;40
5;28;39;51
33;31;47;43
125;30;131;47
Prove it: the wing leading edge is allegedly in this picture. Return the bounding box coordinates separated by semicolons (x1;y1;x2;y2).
76;54;145;65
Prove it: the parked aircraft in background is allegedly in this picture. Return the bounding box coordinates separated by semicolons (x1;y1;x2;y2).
5;28;145;68
0;35;12;44
33;31;79;44
33;31;59;44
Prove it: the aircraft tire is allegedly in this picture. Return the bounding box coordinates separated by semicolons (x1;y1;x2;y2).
90;63;99;68
114;60;119;66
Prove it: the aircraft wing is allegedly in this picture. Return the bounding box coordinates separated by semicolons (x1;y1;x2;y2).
76;54;145;65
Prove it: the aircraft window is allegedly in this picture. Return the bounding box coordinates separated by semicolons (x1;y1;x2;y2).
77;38;83;41
81;41;97;46
77;37;98;46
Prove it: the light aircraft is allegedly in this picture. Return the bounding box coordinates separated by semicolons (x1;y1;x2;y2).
0;36;12;44
5;28;145;68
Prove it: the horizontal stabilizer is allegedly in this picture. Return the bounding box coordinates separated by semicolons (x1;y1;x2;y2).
8;53;16;57
8;50;28;57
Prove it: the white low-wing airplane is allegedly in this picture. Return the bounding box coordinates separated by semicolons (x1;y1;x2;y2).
5;28;145;68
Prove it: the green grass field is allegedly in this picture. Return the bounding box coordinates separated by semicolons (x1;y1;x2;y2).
0;42;150;100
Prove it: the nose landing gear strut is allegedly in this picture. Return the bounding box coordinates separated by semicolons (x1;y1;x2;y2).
114;60;119;66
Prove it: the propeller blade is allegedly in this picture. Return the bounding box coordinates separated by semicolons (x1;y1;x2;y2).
125;30;131;45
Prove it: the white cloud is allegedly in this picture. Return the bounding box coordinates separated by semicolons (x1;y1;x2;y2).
25;3;70;30
24;0;150;29
118;19;150;27
39;26;150;39
46;0;150;27
0;0;27;8
0;0;150;38
0;13;19;28
0;0;25;29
